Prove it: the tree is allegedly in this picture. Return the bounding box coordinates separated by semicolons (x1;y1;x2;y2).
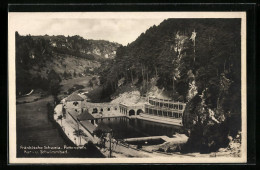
49;79;60;96
94;123;113;157
57;115;63;126
83;141;105;158
73;129;87;146
47;70;61;98
88;80;93;88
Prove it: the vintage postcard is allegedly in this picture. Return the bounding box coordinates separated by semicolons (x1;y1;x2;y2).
8;12;247;164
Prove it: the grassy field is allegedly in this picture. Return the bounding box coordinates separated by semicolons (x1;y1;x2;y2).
60;76;90;92
58;76;95;100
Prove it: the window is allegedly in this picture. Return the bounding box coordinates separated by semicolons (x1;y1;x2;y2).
73;101;79;106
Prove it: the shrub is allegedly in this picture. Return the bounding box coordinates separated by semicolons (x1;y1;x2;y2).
136;144;142;149
73;84;84;89
68;88;74;94
166;147;173;153
88;80;93;87
157;148;164;152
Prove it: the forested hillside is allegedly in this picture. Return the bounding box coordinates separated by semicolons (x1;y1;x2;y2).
15;32;120;96
98;19;241;153
15;18;242;153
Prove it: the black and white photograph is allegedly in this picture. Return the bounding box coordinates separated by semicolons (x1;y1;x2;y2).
8;12;247;164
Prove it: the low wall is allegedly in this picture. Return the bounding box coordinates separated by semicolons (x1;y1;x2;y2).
124;136;165;142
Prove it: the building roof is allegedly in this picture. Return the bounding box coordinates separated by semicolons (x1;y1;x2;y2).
67;108;79;118
77;110;95;121
80;120;96;134
66;93;84;102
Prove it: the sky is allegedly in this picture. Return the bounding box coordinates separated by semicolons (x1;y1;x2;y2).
15;18;165;45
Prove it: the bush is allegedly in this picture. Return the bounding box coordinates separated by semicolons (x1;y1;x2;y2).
86;86;103;102
157;148;164;152
136;144;142;149
166;147;173;153
68;88;74;94
73;84;84;89
88;80;94;87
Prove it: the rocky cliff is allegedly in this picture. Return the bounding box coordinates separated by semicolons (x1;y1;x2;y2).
97;19;242;153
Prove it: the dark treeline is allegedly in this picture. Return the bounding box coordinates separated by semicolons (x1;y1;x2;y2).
98;19;241;152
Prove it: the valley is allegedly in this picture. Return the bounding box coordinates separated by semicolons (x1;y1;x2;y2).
15;18;242;158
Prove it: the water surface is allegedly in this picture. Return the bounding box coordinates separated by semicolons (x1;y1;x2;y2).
99;117;183;139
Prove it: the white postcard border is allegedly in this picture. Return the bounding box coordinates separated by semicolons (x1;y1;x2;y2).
8;12;247;164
